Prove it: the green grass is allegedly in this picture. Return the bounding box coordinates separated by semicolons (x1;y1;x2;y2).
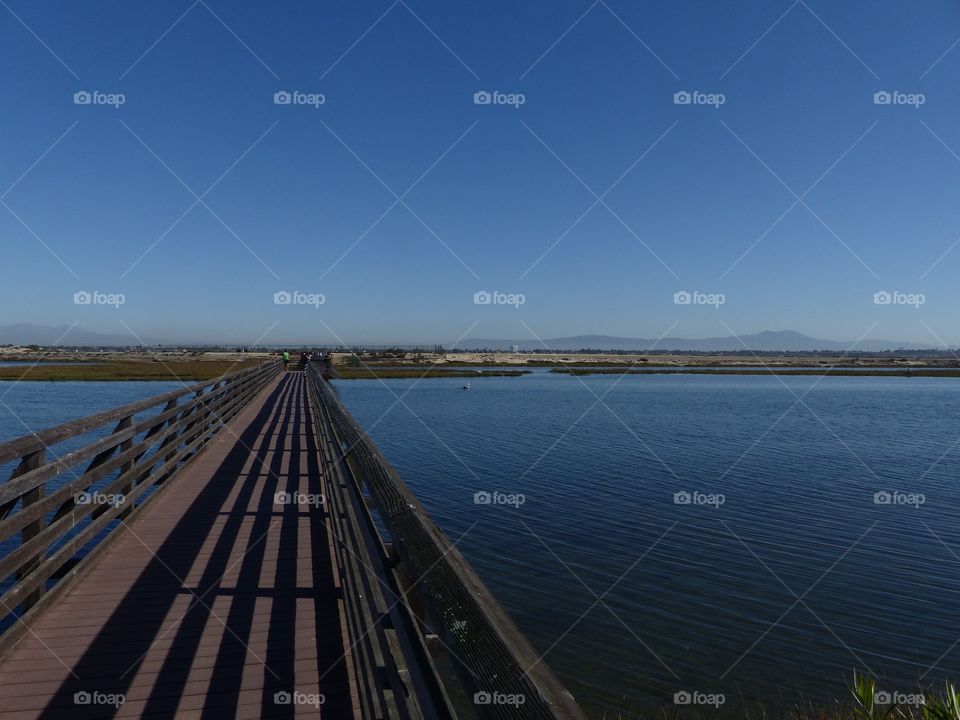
599;676;959;719
0;360;264;382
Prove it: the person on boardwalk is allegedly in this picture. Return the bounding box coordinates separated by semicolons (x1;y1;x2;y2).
282;350;290;369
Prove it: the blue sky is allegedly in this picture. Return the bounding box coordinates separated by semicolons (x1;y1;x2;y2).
2;0;960;346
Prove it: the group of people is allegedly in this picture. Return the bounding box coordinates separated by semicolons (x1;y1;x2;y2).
281;350;330;370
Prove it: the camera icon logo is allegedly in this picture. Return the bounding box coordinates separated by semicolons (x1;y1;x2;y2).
74;691;91;705
74;91;92;105
874;691;892;704
473;91;492;105
873;91;892;105
873;291;892;305
874;491;892;505
274;491;291;505
274;691;291;705
674;691;692;705
274;91;292;105
274;290;292;305
673;91;691;105
673;491;691;505
473;691;492;705
473;290;492;305
75;492;92;505
74;290;92;305
673;290;692;305
473;491;492;505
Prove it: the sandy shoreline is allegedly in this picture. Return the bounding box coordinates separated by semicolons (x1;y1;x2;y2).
1;348;956;369
332;351;959;368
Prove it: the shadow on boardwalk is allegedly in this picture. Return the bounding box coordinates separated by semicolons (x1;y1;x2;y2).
0;375;350;719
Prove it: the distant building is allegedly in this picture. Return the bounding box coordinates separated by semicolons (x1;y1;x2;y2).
511;345;520;353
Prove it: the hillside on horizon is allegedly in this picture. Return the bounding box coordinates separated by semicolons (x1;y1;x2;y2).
455;330;941;353
0;325;942;353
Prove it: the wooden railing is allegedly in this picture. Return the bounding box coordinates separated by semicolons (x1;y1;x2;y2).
310;370;451;719
285;355;337;378
305;365;586;720
0;359;281;652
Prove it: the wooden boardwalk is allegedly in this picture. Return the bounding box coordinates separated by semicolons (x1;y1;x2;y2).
0;373;353;719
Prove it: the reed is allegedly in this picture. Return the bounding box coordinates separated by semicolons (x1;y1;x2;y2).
0;360;262;381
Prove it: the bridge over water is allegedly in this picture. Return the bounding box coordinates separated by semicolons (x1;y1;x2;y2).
0;360;585;719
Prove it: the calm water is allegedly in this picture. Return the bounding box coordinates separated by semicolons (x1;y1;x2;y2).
2;375;959;716
331;371;960;716
0;380;184;447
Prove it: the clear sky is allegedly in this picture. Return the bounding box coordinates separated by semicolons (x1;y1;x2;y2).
2;0;960;347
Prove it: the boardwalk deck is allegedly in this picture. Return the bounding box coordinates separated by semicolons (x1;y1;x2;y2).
0;374;352;719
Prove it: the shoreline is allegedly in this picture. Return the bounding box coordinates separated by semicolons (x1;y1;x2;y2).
0;358;265;382
333;350;960;369
2;349;959;380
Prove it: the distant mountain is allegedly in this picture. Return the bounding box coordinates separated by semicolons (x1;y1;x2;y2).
0;324;144;347
0;325;942;353
454;331;940;352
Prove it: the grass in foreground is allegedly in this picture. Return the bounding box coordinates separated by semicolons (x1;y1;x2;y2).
603;676;959;719
0;360;264;382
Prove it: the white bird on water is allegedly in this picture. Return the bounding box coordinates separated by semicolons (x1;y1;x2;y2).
462;383;471;390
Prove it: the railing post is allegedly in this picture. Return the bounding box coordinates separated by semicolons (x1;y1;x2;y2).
181;387;207;445
14;449;46;611
115;415;134;519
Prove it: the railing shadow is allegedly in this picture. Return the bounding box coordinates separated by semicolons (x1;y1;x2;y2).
38;374;349;719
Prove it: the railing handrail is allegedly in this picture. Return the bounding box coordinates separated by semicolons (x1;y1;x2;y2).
0;360;280;464
0;358;283;654
306;365;586;720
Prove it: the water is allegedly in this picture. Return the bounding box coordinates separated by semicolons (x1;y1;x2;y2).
331;372;960;716
0;380;184;446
